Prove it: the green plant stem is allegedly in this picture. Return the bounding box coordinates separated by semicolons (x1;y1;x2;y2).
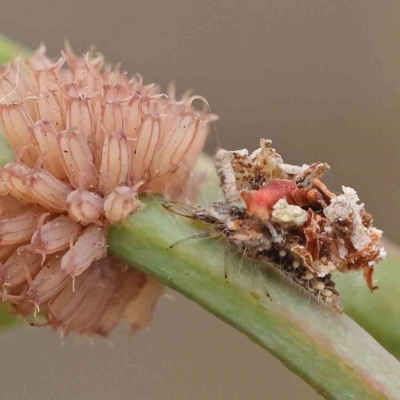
335;251;400;358
108;198;400;400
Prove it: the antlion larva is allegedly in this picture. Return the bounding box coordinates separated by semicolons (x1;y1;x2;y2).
0;44;216;336
187;140;386;312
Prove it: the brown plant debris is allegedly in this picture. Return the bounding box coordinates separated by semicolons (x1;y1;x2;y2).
193;139;386;311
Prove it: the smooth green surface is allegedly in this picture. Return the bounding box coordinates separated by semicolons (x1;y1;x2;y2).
0;304;22;329
108;199;400;400
335;253;400;358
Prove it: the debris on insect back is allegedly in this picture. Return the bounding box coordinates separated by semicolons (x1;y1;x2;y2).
0;45;217;336
192;139;386;312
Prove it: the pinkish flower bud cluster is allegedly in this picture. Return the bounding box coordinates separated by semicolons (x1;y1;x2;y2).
0;45;216;336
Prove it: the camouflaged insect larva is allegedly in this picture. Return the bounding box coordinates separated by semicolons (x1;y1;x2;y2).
190;140;385;312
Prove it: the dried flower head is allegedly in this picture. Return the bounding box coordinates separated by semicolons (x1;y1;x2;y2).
0;45;217;336
192;140;386;312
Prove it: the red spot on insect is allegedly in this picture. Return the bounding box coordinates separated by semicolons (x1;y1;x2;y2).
240;179;297;220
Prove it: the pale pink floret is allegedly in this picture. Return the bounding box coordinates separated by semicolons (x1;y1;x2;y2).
0;247;42;288
0;195;25;219
66;189;103;225
130;115;161;182
103;186;142;223
0;62;37;115
24;167;72;212
62;82;99;154
58;128;98;189
60;225;107;277
0;171;10;195
2;162;37;203
30;119;66;179
0;45;214;335
2;160;73;210
98;131;131;193
0;243;19;263
49;258;121;335
91;268;149;336
27;253;69;305
0;103;38;167
28;214;83;258
0;206;46;245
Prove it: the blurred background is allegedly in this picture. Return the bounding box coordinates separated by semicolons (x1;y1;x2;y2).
0;0;399;399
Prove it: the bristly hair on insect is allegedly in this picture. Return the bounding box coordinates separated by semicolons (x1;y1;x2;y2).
180;139;385;312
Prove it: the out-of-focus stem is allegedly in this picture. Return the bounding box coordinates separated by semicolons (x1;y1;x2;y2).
0;35;28;64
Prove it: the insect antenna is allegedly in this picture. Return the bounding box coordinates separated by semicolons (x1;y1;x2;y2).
161;202;196;220
168;232;208;249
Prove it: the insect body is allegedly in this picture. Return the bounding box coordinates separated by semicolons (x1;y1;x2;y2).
189;140;385;312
